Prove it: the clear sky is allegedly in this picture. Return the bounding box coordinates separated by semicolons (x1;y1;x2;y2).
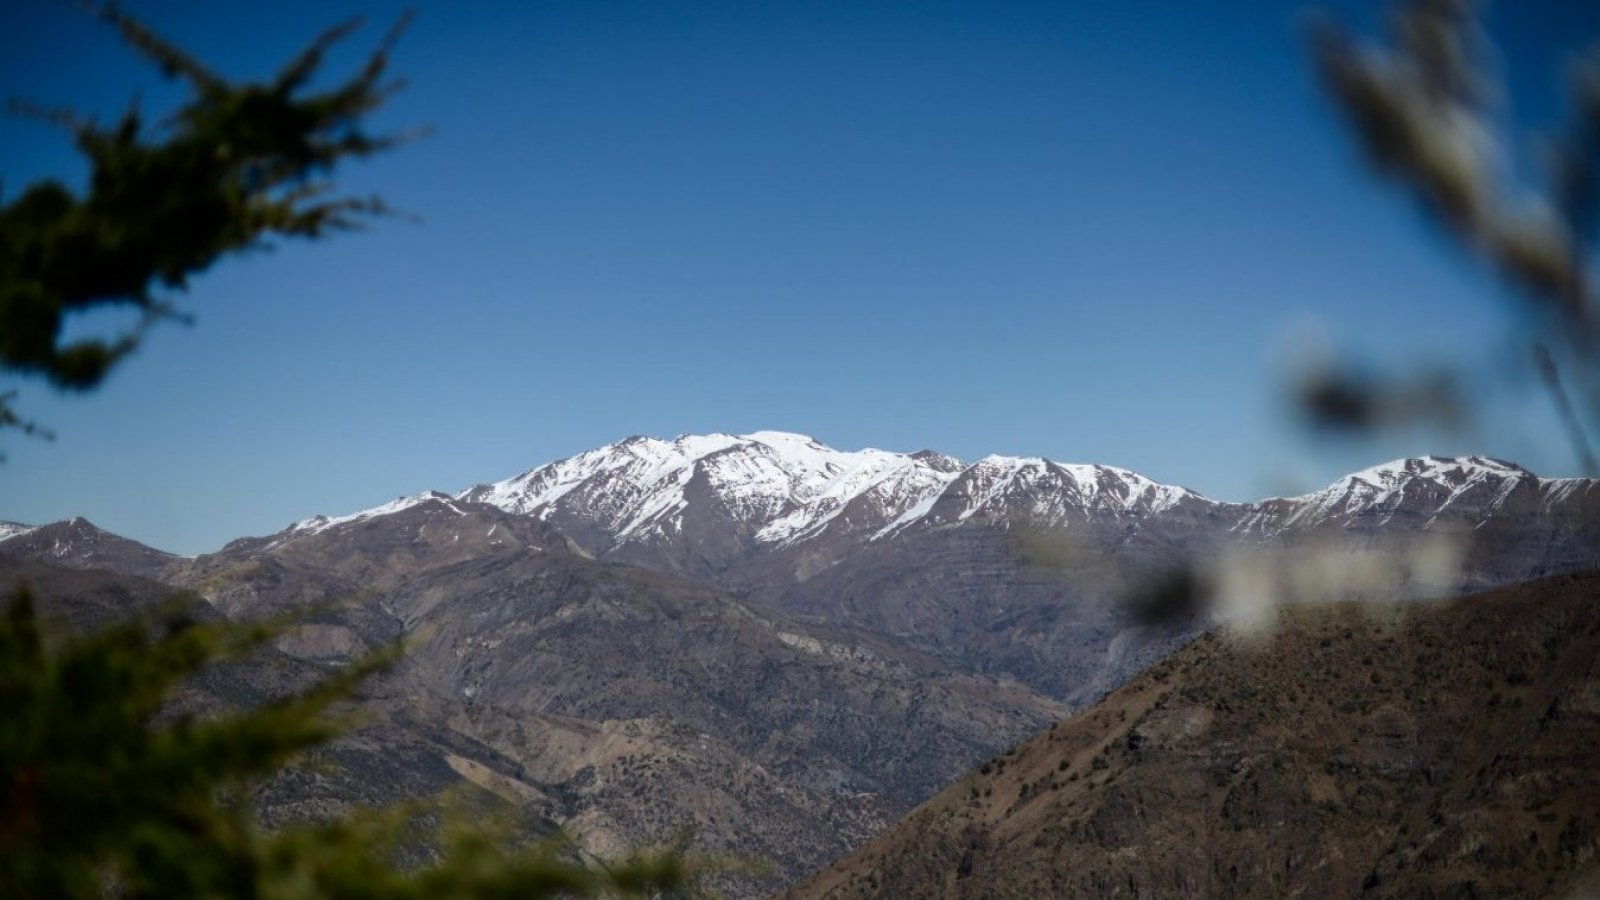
2;0;1597;555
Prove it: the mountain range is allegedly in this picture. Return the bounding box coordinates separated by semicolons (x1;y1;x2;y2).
5;431;1598;895
271;433;1599;584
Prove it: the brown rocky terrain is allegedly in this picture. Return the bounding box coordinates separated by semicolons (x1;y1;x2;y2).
371;545;1066;887
791;570;1600;899
0;509;1068;896
0;559;531;838
6;441;1599;897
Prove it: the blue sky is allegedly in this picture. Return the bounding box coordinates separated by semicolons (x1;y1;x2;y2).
2;0;1596;555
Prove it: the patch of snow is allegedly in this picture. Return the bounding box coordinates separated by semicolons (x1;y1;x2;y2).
1251;455;1537;533
873;483;950;540
286;490;459;538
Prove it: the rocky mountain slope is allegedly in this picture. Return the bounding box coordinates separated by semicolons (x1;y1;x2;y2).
789;570;1600;899
5;432;1598;896
241;434;1600;701
0;559;531;842
2;506;1065;894
381;548;1063;873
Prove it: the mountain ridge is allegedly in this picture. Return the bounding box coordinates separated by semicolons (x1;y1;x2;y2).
263;431;1592;559
7;436;1595;709
8;433;1591;566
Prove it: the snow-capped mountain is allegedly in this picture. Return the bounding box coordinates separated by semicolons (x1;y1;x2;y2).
274;431;1224;575
1238;454;1598;536
289;491;466;538
456;431;966;547
14;436;1591;703
901;455;1205;534
271;433;1598;573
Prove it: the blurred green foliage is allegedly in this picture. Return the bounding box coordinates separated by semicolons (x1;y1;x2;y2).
0;3;420;443
0;585;697;898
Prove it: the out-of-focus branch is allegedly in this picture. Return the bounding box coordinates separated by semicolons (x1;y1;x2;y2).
1533;343;1600;472
0;4;417;390
1292;359;1463;435
0;392;54;462
0;4;422;450
1312;0;1596;334
1306;0;1600;471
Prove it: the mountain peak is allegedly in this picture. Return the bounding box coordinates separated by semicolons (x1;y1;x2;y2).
289;490;464;537
0;516;181;576
1243;454;1547;535
446;432;989;555
740;429;821;445
975;453;1049;468
1347;454;1531;485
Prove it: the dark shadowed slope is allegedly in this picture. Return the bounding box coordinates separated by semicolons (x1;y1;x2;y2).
792;570;1600;900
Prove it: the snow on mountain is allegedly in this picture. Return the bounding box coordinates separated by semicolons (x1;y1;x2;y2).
446;432;1217;552
756;446;963;544
281;432;1205;555
288;491;465;538
872;455;1202;537
459;431;966;547
0;521;36;543
1238;455;1540;534
273;435;1588;561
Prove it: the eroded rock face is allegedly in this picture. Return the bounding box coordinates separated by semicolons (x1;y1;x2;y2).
792;571;1600;900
